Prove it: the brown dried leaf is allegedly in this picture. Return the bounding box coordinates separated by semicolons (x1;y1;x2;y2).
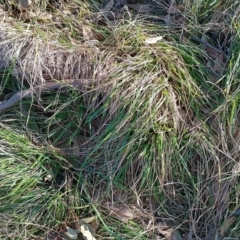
126;3;152;14
150;222;174;238
219;216;237;236
80;222;96;240
205;47;224;75
156;226;172;239
103;203;134;223
148;221;167;230
169;229;183;240
91;217;99;232
75;216;98;239
120;208;134;217
82;25;95;41
81;216;97;224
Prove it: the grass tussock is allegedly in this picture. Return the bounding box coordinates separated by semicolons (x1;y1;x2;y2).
0;0;240;239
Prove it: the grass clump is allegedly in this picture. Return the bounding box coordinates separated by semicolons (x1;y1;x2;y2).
0;0;240;239
0;124;89;239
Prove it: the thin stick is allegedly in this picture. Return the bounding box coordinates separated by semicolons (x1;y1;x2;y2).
0;80;81;112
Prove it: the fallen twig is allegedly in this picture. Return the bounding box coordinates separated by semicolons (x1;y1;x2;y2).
0;80;82;112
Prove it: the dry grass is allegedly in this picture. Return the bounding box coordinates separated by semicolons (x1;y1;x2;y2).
0;0;240;239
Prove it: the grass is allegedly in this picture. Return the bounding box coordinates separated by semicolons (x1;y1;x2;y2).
0;0;240;239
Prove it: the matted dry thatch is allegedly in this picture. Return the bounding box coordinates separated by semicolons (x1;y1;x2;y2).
0;19;118;114
0;22;114;84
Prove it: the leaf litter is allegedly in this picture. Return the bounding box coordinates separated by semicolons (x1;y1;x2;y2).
219;216;237;237
64;216;98;240
103;202;134;223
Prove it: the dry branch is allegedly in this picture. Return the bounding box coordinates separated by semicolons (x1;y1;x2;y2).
0;80;83;112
